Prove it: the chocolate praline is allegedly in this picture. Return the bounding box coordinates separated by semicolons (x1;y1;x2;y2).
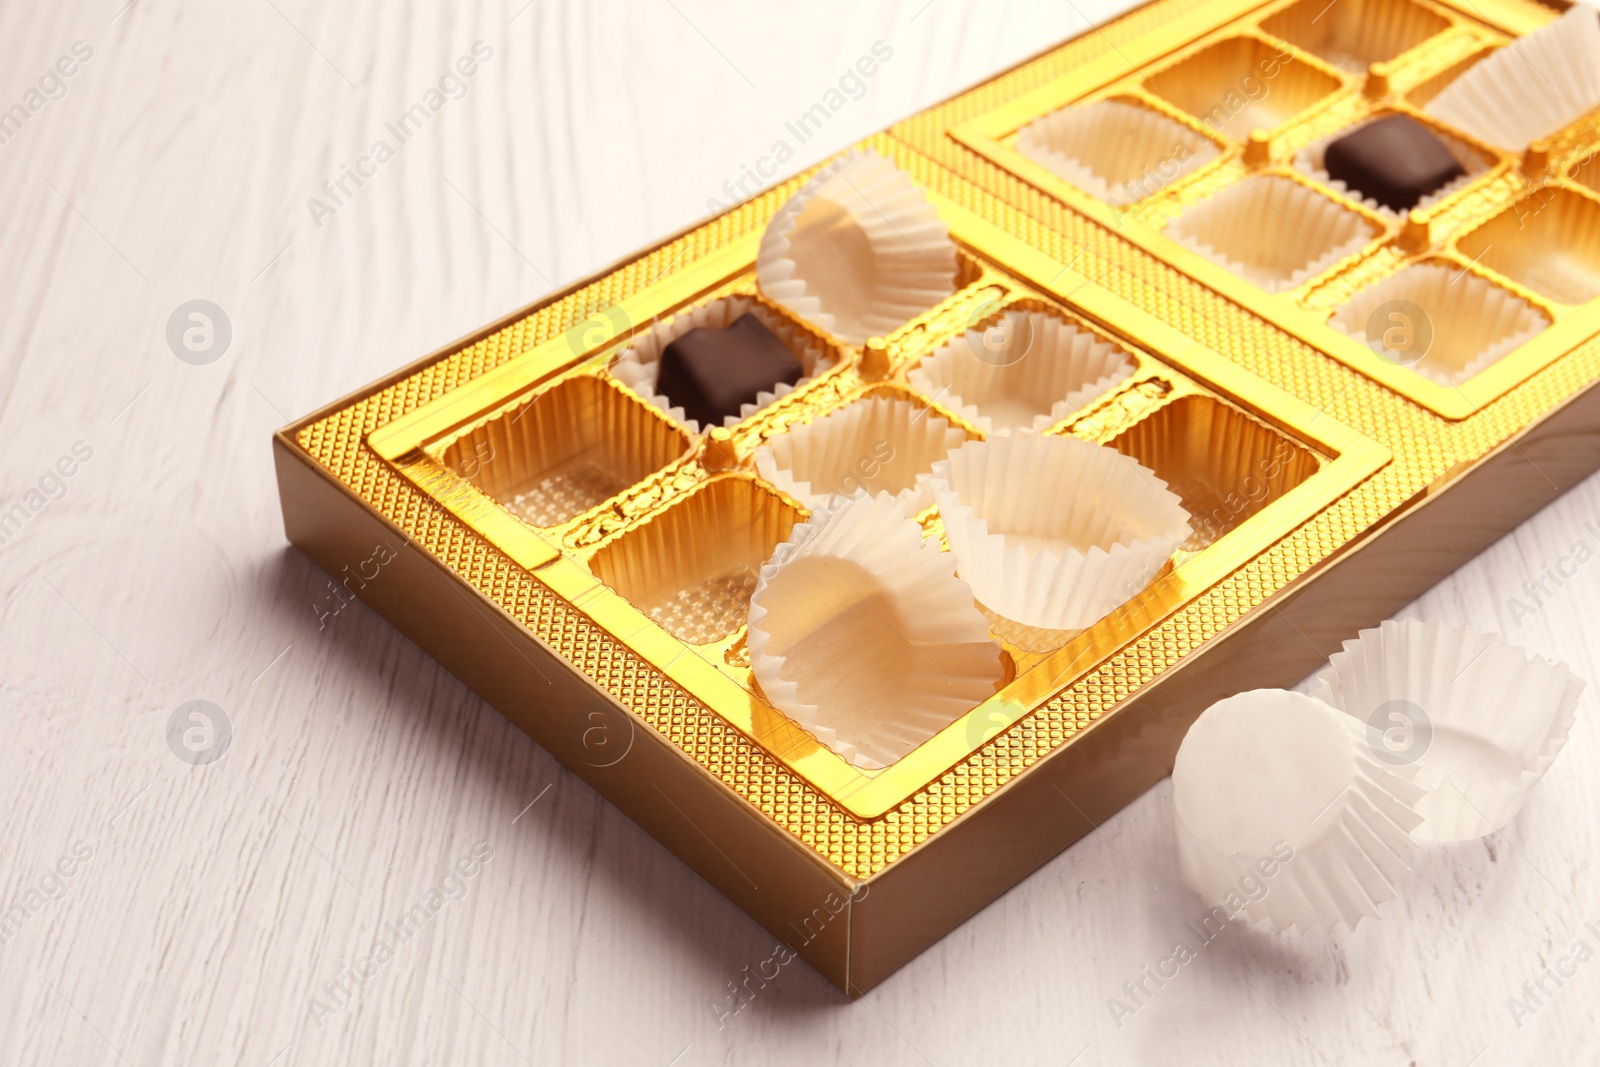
656;313;804;428
1324;115;1467;212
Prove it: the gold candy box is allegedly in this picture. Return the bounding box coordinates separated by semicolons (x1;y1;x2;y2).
275;0;1600;994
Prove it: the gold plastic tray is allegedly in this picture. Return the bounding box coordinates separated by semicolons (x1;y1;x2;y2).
276;0;1600;995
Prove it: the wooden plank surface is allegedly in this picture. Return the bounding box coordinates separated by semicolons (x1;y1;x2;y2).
1;1;1597;1063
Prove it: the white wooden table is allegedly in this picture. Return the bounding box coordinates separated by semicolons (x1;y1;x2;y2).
3;1;1598;1063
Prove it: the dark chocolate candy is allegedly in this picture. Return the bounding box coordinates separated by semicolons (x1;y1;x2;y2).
656;313;804;428
1323;115;1467;213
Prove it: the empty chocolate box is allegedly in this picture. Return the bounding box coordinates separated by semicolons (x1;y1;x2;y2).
276;0;1600;995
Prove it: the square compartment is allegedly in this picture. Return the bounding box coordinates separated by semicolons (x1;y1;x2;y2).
1013;98;1220;204
1456;187;1600;305
1327;260;1551;385
1262;0;1451;72
441;375;692;528
1165;175;1380;292
1144;35;1343;141
906;305;1136;433
588;475;801;646
1108;395;1320;549
752;389;972;512
1405;46;1496;108
1294;110;1491;218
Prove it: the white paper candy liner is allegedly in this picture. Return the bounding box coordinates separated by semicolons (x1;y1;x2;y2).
1425;6;1600;152
1327;262;1550;387
1173;689;1425;932
1310;618;1585;841
609;295;831;435
1165;175;1377;293
1293;119;1491;221
752;396;967;514
1014;99;1220;204
906;310;1136;434
932;433;1192;632
747;493;1004;770
756;149;959;344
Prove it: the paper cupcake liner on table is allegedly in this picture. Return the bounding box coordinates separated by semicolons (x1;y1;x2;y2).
931;433;1191;632
1327;262;1549;387
752;396;967;514
756;150;959;344
609;295;831;435
906;310;1136;434
1293;120;1490;221
747;493;1004;770
1173;689;1425;932
1165;176;1377;293
1310;618;1585;841
1425;6;1600;152
1014;99;1219;204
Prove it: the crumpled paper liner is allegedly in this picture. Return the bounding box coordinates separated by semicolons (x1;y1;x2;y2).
1327;261;1549;387
906;309;1136;434
752;395;967;514
1165;175;1377;293
610;295;831;435
1310;618;1585;841
931;432;1191;631
1174;689;1425;931
1294;118;1490;220
1426;6;1600;151
1014;99;1219;204
756;149;958;344
747;493;1003;769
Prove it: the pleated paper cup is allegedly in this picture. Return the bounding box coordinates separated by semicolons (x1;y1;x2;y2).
1327;262;1549;387
752;396;968;514
1165;175;1377;293
1014;99;1219;204
756;150;959;344
1310;618;1585;841
609;295;830;434
1173;689;1425;932
931;433;1191;632
1425;6;1600;151
747;493;1004;770
1294;119;1490;220
906;310;1136;434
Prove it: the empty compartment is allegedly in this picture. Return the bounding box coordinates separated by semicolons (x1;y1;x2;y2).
1166;175;1379;292
589;476;800;646
1109;395;1320;550
441;375;692;528
1405;46;1495;108
1328;260;1550;385
1262;0;1451;72
1014;98;1220;203
1456;187;1600;305
752;393;971;513
1144;35;1343;141
907;306;1136;433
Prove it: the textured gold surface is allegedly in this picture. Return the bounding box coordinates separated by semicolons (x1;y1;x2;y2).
287;0;1600;882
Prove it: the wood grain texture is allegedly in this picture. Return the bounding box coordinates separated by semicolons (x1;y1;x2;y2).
2;1;1598;1063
